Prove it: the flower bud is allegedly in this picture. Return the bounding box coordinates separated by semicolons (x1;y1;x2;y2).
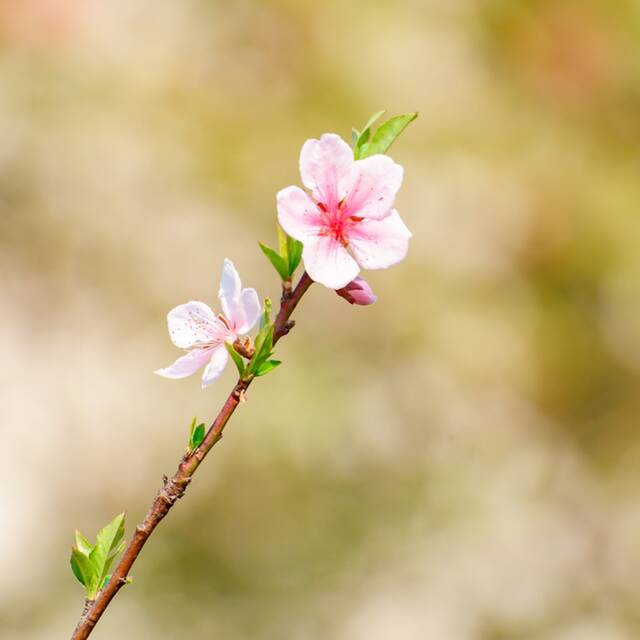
335;277;377;305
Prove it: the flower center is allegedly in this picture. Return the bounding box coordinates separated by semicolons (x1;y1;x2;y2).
317;200;361;248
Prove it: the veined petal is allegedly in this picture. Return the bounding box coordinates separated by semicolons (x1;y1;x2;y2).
235;288;261;335
218;258;242;321
299;133;353;209
155;347;213;379
277;186;323;241
167;302;226;349
218;259;261;335
348;209;412;270
341;155;403;220
201;344;229;388
302;233;359;289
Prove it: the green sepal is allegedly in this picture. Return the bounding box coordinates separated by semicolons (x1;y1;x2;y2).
259;242;289;281
225;343;246;377
255;359;282;376
358;112;417;158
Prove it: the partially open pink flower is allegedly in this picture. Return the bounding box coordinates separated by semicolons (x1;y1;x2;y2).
277;133;411;289
155;259;260;388
336;276;377;306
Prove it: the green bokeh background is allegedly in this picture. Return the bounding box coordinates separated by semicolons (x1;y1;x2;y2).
2;1;640;638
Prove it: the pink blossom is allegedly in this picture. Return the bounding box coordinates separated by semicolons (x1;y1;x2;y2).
277;133;411;289
155;259;260;388
336;277;377;306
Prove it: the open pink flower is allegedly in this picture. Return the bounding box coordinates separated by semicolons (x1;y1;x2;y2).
155;259;260;388
277;133;411;289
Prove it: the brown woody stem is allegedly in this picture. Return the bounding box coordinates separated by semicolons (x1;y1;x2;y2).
70;272;313;640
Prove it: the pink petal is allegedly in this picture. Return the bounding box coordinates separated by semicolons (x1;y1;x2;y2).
167;302;226;349
201;344;229;388
276;186;323;241
218;259;261;335
342;155;403;220
299;133;353;209
348;210;412;270
155;347;214;379
302;233;360;289
218;258;242;319
234;288;261;335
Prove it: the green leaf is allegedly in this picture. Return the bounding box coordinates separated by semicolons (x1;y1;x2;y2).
259;297;272;331
259;243;289;280
188;416;207;450
255;359;282;376
359;113;417;158
70;514;127;599
254;324;274;361
248;324;274;374
70;552;84;586
361;109;387;135
354;110;386;159
352;128;360;147
75;530;93;556
286;236;303;275
189;423;205;450
70;546;94;588
225;342;245;377
277;225;288;260
93;512;125;561
101;574;112;590
89;512;126;597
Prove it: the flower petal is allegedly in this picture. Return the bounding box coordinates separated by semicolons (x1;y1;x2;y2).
342;155;403;220
348;210;412;270
201;344;229;388
299;133;353;209
233;287;261;335
277;186;323;241
155;347;214;379
167;302;226;349
218;258;242;320
302;234;359;289
218;258;261;335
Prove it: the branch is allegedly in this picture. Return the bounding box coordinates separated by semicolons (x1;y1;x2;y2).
70;272;314;640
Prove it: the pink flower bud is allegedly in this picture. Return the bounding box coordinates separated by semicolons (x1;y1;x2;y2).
335;277;377;306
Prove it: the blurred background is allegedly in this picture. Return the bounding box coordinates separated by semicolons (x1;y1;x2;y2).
2;1;640;638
